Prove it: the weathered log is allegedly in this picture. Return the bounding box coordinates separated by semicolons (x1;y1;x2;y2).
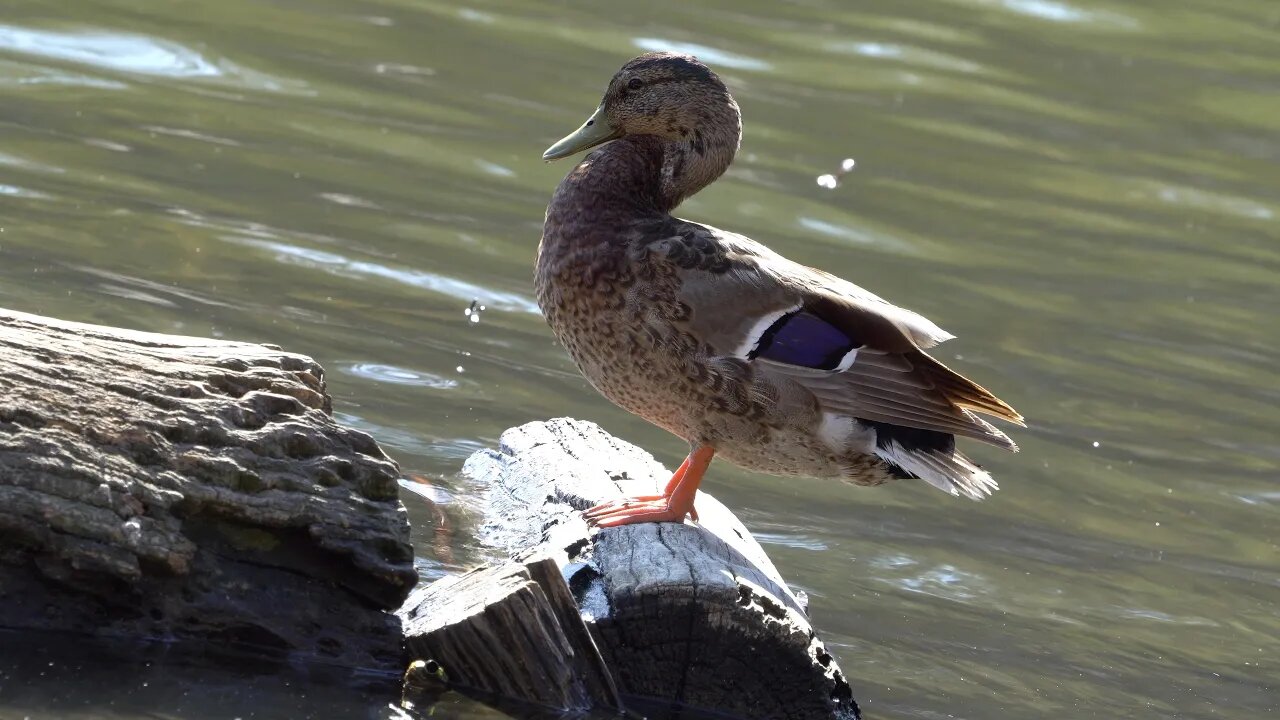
432;418;860;719
0;308;416;668
399;556;621;712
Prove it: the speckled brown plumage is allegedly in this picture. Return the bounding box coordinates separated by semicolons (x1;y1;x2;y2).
536;53;1023;521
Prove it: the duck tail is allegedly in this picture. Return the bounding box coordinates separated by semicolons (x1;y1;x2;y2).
875;441;1000;501
917;352;1025;427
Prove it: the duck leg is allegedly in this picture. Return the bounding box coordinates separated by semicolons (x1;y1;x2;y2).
584;446;715;527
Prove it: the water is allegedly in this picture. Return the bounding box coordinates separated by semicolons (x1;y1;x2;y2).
1;0;1277;717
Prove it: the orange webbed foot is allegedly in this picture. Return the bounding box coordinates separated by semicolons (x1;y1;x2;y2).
585;497;698;527
582;494;665;520
582;445;713;528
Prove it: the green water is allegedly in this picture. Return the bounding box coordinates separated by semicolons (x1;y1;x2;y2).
1;0;1277;718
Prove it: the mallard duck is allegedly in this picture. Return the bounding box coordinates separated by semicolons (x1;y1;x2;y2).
537;52;1023;527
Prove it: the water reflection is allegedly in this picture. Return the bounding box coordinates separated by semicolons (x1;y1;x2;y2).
0;58;128;88
0;24;221;77
344;362;460;389
228;237;540;313
632;38;772;71
0;23;307;92
1000;0;1094;23
0;183;49;198
797;216;916;254
2;0;1279;717
828;41;986;75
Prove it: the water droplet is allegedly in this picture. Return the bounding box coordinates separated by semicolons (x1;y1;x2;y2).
816;157;857;189
464;299;486;324
1091;441;1100;448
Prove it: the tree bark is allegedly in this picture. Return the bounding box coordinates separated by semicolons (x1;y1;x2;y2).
444;417;860;719
0;308;416;669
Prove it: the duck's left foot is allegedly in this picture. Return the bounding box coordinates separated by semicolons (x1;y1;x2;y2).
583;494;664;519
584;496;698;527
583;445;714;527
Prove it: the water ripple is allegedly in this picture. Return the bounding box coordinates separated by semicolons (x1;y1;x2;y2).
632;38;772;71
0;184;50;199
73;266;236;309
335;412;489;460
0;24;220;78
343;362;459;389
228;236;540;313
827;41;986;74
754;532;830;551
142;125;240;146
975;0;1140;28
0;58;128;89
797;216;916;253
0;24;308;93
1149;183;1274;220
892;564;988;602
1002;0;1092;22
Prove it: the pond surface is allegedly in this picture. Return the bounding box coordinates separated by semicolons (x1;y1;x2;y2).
1;0;1277;718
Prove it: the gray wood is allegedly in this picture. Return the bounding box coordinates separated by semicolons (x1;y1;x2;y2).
521;556;623;708
0;308;416;668
399;556;622;712
462;417;860;720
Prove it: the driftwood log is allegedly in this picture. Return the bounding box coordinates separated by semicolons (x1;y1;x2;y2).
401;418;859;720
399;556;621;712
0;309;416;669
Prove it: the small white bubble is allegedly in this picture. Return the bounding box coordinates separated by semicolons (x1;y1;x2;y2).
841;158;856;172
122;517;143;544
469;314;479;324
816;174;838;189
1091;441;1100;448
455;366;465;373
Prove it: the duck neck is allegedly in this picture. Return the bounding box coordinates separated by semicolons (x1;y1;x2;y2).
655;103;741;210
548;112;741;221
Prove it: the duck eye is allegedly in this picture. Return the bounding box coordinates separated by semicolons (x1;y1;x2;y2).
627;78;644;90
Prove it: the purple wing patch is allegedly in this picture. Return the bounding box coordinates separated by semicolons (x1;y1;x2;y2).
750;311;858;370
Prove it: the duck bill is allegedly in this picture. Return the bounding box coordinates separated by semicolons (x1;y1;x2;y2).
542;107;620;161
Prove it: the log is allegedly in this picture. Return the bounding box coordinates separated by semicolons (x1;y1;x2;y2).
408;418;860;719
399;556;621;712
0;308;417;669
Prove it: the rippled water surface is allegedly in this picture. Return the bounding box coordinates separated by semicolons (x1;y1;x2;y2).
1;0;1277;718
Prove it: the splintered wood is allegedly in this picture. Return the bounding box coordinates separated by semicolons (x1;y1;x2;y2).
399;557;620;712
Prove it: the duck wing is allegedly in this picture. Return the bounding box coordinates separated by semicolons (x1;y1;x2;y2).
649;221;1023;451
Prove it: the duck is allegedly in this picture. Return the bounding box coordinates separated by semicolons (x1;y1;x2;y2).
536;52;1023;527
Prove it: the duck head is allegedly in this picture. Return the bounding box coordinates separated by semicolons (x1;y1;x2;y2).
543;52;743;208
543;52;742;162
